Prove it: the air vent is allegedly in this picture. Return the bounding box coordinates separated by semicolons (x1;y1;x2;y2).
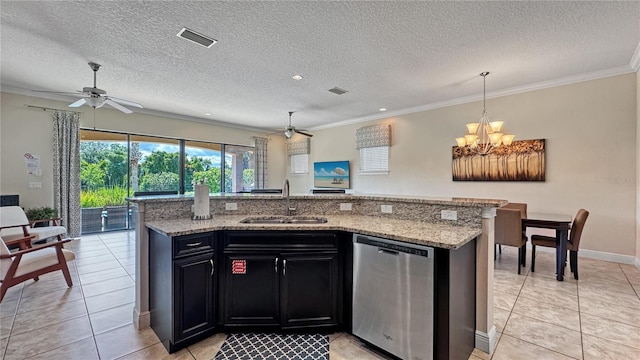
177;27;217;48
328;87;348;95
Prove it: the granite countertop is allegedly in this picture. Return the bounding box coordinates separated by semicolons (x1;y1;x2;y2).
145;214;482;250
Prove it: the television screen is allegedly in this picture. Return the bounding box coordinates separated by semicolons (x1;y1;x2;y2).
313;161;350;189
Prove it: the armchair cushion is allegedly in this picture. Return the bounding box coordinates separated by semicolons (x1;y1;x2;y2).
0;206;66;242
1;247;75;279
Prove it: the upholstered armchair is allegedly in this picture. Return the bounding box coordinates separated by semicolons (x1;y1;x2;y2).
1;235;76;302
0;206;67;246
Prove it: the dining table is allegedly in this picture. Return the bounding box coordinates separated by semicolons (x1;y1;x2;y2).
523;212;573;281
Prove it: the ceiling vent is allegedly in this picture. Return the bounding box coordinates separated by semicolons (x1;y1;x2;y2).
177;27;217;48
328;87;348;95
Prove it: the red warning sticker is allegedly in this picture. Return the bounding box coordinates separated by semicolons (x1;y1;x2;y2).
232;260;246;275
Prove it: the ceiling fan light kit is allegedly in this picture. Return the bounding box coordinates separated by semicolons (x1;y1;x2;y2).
283;111;312;139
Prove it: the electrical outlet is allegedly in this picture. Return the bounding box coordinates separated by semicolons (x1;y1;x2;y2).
28;182;41;189
225;203;238;211
340;203;352;211
381;205;393;214
441;210;458;221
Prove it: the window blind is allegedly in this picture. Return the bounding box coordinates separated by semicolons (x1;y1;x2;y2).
290;154;309;174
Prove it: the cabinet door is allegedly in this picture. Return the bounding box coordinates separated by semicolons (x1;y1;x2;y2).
223;253;280;326
173;252;215;343
281;252;339;328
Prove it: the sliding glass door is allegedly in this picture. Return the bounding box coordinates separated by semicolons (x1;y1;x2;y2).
80;130;254;234
80;130;129;233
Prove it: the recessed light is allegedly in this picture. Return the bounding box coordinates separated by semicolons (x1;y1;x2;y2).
379;108;387;112
204;113;212;116
292;74;303;80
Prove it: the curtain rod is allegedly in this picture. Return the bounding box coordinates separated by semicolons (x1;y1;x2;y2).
25;105;82;114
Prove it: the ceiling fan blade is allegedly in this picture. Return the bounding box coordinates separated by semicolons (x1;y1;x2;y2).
68;98;87;107
104;99;133;114
295;129;313;137
33;89;84;96
108;96;143;108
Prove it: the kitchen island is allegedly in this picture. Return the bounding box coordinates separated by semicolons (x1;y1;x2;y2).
129;193;506;357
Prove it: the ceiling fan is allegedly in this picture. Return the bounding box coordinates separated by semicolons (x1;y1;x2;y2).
34;62;143;114
283;111;312;138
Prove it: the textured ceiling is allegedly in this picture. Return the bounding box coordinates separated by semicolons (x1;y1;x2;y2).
1;1;639;132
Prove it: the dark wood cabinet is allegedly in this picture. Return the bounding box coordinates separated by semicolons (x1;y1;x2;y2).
221;231;343;330
150;231;217;353
223;253;280;326
173;252;215;342
281;252;339;328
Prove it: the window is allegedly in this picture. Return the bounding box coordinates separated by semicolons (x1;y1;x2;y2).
355;124;391;175
359;146;389;174
225;145;255;192
287;137;310;175
80;129;255;234
184;141;223;193
290;154;309;174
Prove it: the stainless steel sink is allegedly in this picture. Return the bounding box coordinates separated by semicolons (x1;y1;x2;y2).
240;216;328;224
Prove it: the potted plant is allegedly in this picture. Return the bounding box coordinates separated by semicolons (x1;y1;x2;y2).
25;206;58;227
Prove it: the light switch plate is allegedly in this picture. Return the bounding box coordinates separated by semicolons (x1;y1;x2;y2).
340;203;352;211
28;182;42;189
441;210;458;221
381;205;393;214
225;203;238;211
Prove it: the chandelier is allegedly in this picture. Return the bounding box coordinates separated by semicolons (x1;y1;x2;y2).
455;72;514;155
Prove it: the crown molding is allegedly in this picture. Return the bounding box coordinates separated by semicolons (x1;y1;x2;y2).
310;65;636;131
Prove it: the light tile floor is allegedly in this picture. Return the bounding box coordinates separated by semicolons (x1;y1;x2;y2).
1;231;639;359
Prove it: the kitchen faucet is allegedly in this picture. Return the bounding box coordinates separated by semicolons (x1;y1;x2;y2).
283;178;296;216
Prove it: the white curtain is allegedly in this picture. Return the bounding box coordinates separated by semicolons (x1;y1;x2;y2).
254;137;268;189
52;111;81;237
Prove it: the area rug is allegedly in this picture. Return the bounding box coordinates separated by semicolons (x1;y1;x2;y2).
214;333;329;360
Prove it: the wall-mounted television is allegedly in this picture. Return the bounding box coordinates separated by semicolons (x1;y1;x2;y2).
313;160;350;189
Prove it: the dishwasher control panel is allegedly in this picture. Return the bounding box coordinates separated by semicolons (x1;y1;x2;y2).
355;235;431;257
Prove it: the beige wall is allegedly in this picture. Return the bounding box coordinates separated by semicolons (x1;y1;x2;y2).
0;92;287;208
290;74;638;256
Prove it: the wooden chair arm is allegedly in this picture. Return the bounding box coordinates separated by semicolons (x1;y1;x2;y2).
0;223;30;231
3;235;36;247
0;238;71;259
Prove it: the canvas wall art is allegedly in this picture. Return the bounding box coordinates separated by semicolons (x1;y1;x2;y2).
452;139;545;181
314;161;350;188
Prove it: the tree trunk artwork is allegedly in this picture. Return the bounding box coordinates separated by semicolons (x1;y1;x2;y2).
452;139;545;181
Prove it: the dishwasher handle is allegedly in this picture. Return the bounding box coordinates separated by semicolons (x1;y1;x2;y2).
378;248;399;256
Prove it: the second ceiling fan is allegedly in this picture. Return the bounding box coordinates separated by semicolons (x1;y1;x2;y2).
283;111;312;138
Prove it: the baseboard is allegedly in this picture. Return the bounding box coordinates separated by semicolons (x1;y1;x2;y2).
475;326;497;354
133;308;150;329
530;245;637;265
635;257;640;271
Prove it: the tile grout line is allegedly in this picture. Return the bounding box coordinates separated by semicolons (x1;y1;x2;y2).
577;267;585;360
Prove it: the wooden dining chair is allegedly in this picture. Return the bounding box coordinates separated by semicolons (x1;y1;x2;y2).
0;235;75;302
495;207;528;274
531;209;589;280
496;203;527;256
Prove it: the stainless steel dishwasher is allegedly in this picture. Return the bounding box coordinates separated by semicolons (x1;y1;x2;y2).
352;234;434;360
